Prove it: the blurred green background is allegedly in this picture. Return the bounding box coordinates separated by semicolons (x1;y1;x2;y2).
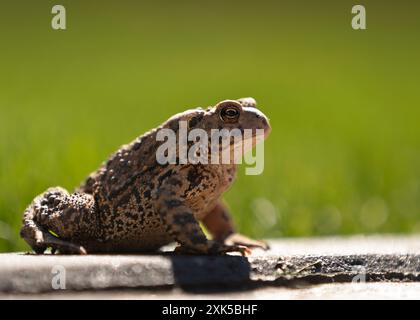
1;0;419;252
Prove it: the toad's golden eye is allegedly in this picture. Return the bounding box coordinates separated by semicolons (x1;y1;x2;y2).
220;106;240;123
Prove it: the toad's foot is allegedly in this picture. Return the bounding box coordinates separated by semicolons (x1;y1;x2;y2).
201;202;269;251
224;233;270;250
21;228;87;255
41;232;87;255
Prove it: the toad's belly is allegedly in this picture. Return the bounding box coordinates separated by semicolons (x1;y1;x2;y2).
80;211;173;253
80;228;173;253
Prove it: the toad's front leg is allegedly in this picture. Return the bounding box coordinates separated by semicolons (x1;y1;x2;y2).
155;179;250;256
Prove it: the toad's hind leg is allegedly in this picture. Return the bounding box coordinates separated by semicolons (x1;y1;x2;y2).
20;187;92;254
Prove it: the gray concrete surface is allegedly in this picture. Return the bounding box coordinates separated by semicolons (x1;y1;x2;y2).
1;235;420;298
3;283;420;300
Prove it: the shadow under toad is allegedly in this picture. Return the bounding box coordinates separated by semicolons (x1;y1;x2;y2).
167;254;253;293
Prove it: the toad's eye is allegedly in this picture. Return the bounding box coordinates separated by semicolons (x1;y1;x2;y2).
220;106;240;123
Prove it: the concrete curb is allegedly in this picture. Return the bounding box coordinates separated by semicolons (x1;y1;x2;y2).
1;236;420;294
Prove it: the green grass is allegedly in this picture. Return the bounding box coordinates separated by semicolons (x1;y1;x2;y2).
1;0;420;252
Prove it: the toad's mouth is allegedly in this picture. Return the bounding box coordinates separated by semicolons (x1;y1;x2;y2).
263;125;272;139
225;127;270;154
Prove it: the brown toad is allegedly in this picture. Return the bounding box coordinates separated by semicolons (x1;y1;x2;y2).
20;98;271;255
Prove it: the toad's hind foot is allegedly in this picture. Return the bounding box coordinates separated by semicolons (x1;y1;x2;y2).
38;232;87;255
21;224;87;255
